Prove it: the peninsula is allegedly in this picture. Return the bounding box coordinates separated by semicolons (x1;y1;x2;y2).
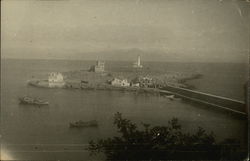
28;59;202;94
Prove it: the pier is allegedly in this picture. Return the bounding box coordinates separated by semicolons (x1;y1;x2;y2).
160;85;247;116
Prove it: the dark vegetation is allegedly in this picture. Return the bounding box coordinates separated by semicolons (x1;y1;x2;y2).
88;112;247;160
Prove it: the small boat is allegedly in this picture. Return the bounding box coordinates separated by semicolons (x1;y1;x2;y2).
19;96;49;106
165;95;175;100
69;120;98;128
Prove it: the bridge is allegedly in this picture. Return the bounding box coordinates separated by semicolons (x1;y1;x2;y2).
159;85;247;116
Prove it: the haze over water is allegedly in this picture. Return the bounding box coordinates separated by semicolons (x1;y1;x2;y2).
1;0;249;159
1;59;247;160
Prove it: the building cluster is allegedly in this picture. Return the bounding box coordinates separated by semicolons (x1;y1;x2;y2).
109;76;154;88
89;55;143;73
89;61;105;72
47;56;148;88
134;76;153;88
48;72;65;87
110;78;130;87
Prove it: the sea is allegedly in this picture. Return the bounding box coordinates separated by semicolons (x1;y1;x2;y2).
1;59;248;160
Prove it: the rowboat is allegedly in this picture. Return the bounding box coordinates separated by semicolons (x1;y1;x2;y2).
19;96;49;106
69;120;98;128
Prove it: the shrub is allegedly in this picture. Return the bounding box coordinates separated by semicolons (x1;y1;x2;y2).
88;112;245;160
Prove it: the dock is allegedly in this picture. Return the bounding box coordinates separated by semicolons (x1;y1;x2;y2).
159;85;247;116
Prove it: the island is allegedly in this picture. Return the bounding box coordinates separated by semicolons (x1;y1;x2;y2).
27;60;202;95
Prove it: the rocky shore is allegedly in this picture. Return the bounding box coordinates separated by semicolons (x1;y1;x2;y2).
28;69;203;95
62;69;202;89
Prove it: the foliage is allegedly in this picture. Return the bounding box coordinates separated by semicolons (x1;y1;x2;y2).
88;112;244;160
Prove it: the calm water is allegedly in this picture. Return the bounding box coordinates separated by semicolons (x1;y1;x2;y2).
1;59;248;160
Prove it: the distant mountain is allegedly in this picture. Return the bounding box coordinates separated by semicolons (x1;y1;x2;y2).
71;48;180;62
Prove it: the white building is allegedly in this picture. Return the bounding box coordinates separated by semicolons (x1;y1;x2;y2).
48;72;65;87
139;76;153;88
131;82;140;87
90;60;105;72
133;55;143;68
111;78;130;87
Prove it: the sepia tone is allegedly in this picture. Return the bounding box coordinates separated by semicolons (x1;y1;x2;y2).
1;0;249;160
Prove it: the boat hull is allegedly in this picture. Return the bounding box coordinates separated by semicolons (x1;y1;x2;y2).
19;97;49;106
69;120;98;128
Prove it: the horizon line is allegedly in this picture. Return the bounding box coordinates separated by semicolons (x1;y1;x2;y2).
1;57;247;64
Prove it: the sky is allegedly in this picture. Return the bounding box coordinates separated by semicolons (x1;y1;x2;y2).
1;0;250;62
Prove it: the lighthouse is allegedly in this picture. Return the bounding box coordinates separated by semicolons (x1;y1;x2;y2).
133;55;143;68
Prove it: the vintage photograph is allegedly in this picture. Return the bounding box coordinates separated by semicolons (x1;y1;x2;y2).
1;0;249;160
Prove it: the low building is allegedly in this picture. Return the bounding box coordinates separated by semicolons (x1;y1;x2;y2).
111;78;130;87
90;60;105;72
131;82;140;87
139;76;153;88
130;77;140;87
48;72;65;87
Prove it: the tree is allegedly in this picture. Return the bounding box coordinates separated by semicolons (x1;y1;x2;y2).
88;112;245;160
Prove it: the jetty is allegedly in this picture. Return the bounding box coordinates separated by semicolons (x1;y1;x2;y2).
159;85;247;116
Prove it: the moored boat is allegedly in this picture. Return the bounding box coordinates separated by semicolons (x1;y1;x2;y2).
69;120;98;128
19;96;49;106
166;94;175;100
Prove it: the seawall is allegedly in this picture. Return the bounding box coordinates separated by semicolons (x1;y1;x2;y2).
160;85;247;115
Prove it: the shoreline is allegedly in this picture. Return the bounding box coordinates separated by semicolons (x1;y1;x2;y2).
27;76;247;117
27;72;203;95
28;79;164;95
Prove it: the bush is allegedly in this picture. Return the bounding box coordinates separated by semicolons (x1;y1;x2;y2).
88;112;245;160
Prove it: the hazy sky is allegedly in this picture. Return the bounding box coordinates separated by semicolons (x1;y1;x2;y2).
1;0;250;62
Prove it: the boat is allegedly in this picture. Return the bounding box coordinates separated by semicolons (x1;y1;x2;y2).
69;120;98;128
165;95;182;101
19;96;49;106
165;95;175;100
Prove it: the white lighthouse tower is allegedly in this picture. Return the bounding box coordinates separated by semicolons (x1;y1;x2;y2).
133;55;143;68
